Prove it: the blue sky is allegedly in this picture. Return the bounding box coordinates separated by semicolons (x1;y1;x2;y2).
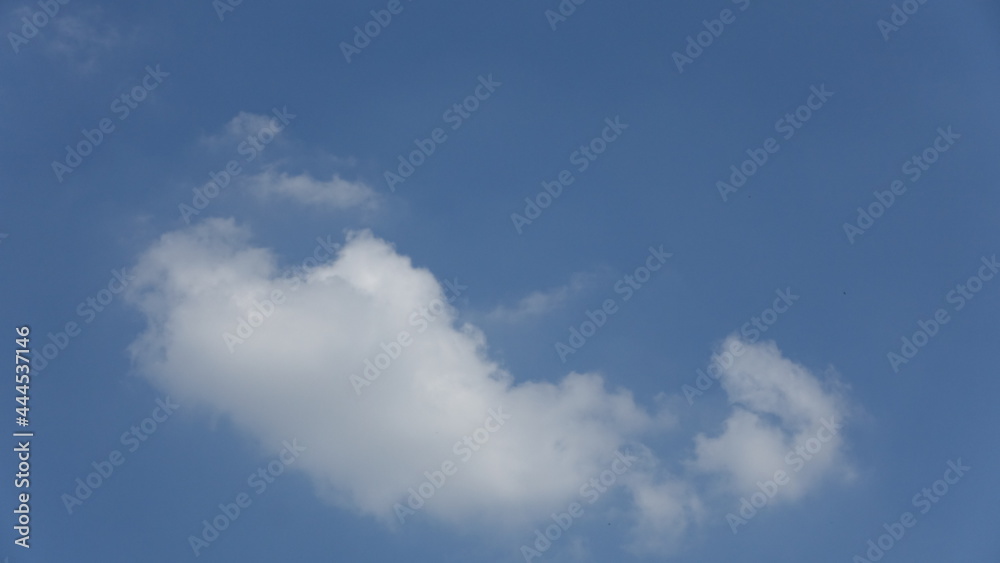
2;1;1000;561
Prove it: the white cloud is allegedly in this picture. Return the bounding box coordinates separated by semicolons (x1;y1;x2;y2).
691;337;852;500
124;220;851;554
243;167;378;210
623;475;705;556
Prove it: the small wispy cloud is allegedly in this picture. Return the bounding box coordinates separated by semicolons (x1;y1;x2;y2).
7;5;127;72
243;167;379;210
487;273;594;322
48;14;120;70
199;112;281;148
190;110;379;212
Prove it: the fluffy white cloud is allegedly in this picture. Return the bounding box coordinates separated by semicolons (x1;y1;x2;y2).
691;337;852;500
622;475;705;556
124;219;851;553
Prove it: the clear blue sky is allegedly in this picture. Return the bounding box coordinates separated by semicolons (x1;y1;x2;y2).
2;1;999;562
